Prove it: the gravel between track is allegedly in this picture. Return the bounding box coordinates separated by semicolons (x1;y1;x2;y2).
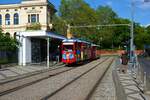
0;64;69;94
46;58;113;100
89;58;116;100
0;58;106;100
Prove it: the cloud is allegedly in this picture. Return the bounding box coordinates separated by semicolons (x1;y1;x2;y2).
106;1;112;6
139;3;150;9
135;0;150;9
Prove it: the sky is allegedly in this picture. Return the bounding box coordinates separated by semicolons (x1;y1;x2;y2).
0;0;150;26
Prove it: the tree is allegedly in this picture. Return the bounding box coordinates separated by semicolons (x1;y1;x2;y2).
0;29;19;51
52;14;67;36
0;29;19;64
95;6;118;49
146;25;150;34
135;25;150;49
59;0;97;40
52;0;146;50
113;18;131;49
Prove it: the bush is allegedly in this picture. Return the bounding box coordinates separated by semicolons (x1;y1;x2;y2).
26;23;41;30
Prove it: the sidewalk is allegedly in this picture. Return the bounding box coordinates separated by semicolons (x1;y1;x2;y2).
117;70;144;100
0;62;63;82
115;59;146;100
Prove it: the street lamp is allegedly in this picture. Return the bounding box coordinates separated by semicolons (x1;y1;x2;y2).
130;0;135;63
130;0;150;63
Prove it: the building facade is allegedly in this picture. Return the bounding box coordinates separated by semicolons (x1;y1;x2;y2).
0;0;55;36
0;0;67;66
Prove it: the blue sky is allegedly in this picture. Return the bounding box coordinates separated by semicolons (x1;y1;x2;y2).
0;0;150;26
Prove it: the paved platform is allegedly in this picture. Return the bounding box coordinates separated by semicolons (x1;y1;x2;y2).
117;71;144;100
115;62;148;100
0;63;62;82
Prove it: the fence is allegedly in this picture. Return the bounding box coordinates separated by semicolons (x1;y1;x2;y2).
136;61;150;93
0;50;18;67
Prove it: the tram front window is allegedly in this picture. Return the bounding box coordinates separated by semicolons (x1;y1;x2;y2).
63;45;73;52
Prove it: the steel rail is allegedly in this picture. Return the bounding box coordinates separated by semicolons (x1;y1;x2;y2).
41;58;109;100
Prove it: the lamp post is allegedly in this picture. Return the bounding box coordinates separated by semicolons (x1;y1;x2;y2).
130;0;150;63
130;0;134;63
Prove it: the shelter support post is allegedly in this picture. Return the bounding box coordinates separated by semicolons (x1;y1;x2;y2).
47;37;50;68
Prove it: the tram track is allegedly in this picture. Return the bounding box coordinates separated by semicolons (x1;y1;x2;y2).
0;64;65;85
0;58;108;98
41;58;112;100
86;59;114;100
0;65;74;97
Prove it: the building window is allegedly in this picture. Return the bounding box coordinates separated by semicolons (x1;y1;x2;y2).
24;8;27;10
0;14;2;25
31;14;36;23
6;32;10;37
14;32;17;39
37;14;39;22
28;14;39;23
28;15;30;23
6;9;9;12
14;13;19;25
5;14;10;25
32;7;35;10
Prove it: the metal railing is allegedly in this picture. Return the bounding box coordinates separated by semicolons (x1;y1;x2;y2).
136;62;150;92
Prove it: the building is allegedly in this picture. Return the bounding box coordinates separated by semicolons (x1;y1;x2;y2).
0;0;66;66
0;0;56;36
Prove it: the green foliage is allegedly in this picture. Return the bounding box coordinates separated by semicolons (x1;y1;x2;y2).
135;25;150;49
52;0;149;50
0;29;19;51
26;23;41;30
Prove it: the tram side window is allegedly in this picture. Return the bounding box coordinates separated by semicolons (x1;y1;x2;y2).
63;45;73;51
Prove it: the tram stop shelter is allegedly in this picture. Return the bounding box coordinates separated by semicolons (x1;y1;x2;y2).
16;30;66;67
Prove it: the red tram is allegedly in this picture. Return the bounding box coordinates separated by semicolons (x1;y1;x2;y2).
61;39;98;65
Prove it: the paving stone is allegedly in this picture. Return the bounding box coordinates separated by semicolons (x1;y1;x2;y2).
127;93;143;100
0;74;5;80
0;70;18;77
15;67;35;72
8;67;28;74
117;64;145;100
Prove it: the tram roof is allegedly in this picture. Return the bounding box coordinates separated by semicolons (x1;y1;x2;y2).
91;44;99;47
62;38;91;44
63;38;99;46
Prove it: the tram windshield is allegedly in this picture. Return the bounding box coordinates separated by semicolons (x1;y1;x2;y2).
63;45;73;52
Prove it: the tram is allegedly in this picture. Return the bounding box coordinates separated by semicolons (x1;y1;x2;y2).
61;39;98;65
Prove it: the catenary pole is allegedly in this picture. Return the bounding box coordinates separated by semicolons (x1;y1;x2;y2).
130;0;134;63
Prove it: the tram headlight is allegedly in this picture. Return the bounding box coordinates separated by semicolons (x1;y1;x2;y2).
62;54;67;60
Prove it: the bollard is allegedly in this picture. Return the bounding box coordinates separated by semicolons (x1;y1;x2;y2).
136;64;140;80
144;72;147;92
